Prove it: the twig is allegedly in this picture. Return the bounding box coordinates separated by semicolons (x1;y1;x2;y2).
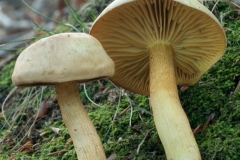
231;1;240;8
46;150;68;156
220;9;233;25
137;128;154;154
106;78;140;127
105;79;120;90
202;113;215;134
116;105;131;119
112;91;122;121
211;0;220;12
111;88;122;141
193;124;203;136
102;79;122;142
124;92;133;127
83;83;102;107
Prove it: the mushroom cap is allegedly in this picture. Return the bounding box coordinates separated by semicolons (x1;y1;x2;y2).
12;33;115;86
90;0;227;95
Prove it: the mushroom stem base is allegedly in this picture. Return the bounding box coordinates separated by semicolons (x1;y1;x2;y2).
55;81;106;160
149;44;201;159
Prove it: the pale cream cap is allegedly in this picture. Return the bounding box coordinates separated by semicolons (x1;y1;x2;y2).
12;33;115;86
90;0;226;95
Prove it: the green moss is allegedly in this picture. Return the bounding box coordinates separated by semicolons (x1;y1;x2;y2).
87;94;164;159
0;61;15;96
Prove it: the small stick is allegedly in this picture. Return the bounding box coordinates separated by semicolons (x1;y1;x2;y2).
202;113;215;134
137;128;154;154
193;124;203;136
46;150;68;156
211;0;220;12
83;83;102;107
123;92;133;127
116;105;131;119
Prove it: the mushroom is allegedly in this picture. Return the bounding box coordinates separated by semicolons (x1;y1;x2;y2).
90;0;226;159
12;33;114;160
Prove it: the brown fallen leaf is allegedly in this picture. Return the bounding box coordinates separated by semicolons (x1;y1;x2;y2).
18;141;33;152
65;140;73;146
37;99;58;119
36;100;49;119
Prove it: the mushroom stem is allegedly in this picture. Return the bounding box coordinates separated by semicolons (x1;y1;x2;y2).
55;81;106;160
149;43;201;159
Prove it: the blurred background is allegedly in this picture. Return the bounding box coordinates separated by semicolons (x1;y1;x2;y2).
0;0;89;59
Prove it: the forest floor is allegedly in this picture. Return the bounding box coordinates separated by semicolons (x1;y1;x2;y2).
0;0;240;160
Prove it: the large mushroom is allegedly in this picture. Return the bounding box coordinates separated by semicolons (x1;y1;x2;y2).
12;33;114;160
90;0;226;159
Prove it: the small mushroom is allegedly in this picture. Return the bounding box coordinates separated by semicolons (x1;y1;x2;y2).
12;33;114;160
90;0;226;159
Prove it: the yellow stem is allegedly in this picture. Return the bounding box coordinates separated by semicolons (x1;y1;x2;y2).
149;43;201;160
55;81;106;160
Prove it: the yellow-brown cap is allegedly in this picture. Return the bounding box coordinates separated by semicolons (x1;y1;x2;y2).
90;0;226;95
12;33;115;86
